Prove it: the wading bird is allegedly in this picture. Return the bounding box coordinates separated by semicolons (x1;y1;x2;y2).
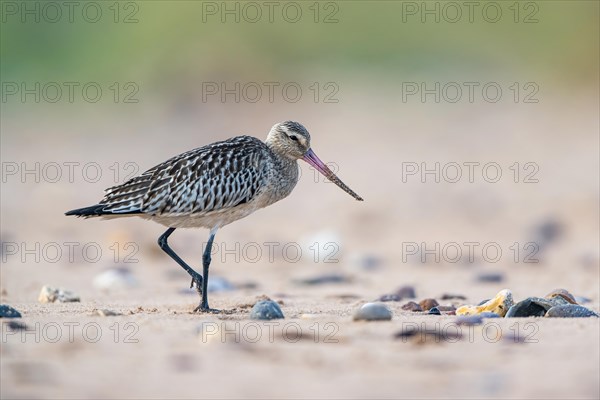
66;121;363;312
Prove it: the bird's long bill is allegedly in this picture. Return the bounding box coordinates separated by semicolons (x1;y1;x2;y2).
302;148;364;201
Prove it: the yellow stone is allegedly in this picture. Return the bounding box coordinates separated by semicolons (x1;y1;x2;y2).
456;289;513;317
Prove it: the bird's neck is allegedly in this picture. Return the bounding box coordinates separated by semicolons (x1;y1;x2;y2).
265;140;297;163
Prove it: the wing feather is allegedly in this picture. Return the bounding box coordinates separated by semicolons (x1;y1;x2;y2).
98;136;268;216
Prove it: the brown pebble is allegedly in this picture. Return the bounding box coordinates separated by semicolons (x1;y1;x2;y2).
401;301;422;312
545;289;577;304
419;298;439;311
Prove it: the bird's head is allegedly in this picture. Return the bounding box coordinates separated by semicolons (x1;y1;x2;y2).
266;121;363;201
266;121;312;160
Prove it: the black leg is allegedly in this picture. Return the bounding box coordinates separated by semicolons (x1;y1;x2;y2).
197;230;217;311
157;228;204;301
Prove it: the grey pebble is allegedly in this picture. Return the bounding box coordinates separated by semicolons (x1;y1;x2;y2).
505;297;554;318
476;272;504;283
353;302;392;321
506;297;566;318
478;299;491;306
296;273;349;285
546;305;599;318
378;293;402;302
506;296;573;318
0;304;22;318
250;300;284;320
456;315;483;326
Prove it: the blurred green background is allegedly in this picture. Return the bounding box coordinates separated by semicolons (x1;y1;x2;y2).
1;1;598;106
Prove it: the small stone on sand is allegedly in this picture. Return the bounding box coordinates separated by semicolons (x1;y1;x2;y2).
353;302;392;321
476;272;504;283
401;301;422;312
0;304;22;318
545;289;577;304
296;274;349;285
456;315;483;326
428;307;441;315
546;305;598;318
250;300;284;320
378;293;402;302
38;286;80;303
505;297;555;318
419;298;439;311
456;289;513;317
92;309;122;317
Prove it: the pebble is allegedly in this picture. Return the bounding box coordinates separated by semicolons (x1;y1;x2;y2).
437;306;457;312
38;286;80;303
249;300;284;320
92;309;122;317
441;293;467;300
546;305;599;318
545;288;577;304
353;302;392;321
379;285;417;302
395;286;416;299
476;272;504;283
507;294;576;317
455;315;484;326
428;307;441;315
419;298;439;311
456;289;513;317
93;268;138;291
401;301;422;312
296;273;349;285
505;297;553;317
378;293;402;302
0;304;22;318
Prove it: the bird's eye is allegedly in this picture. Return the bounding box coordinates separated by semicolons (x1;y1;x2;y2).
289;135;299;141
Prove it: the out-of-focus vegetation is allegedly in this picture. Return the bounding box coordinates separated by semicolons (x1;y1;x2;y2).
1;1;598;84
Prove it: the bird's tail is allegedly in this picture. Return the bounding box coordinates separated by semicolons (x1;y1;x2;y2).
65;204;108;217
65;204;141;217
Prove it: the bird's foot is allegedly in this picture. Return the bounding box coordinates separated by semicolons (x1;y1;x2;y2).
193;303;220;314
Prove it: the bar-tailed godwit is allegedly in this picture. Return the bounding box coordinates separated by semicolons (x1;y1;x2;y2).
66;121;363;312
